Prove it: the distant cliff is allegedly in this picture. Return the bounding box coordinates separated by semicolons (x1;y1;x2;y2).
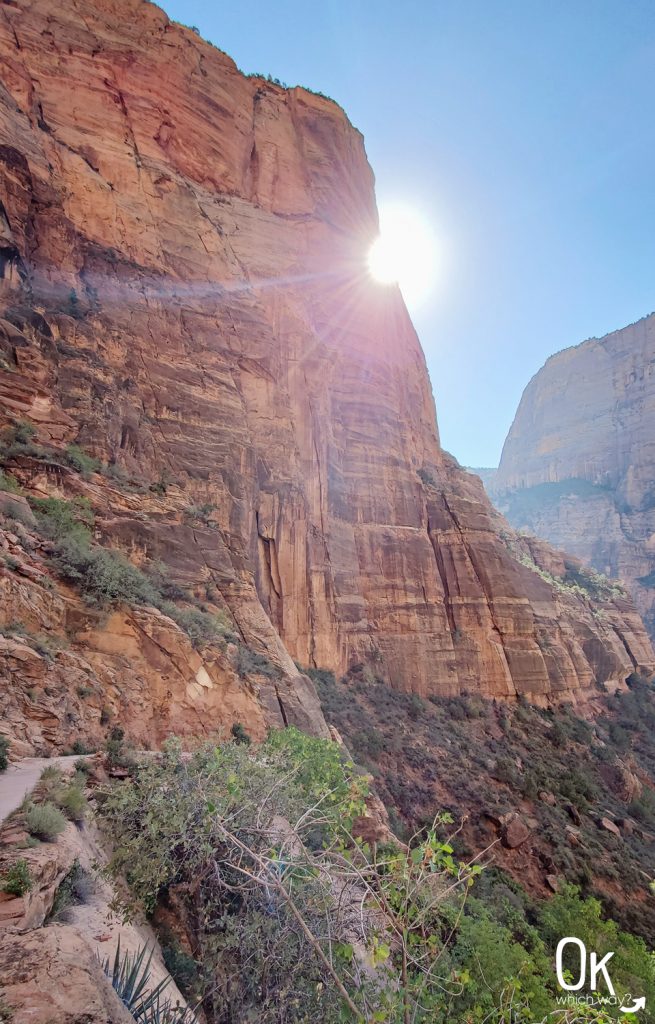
0;0;652;757
492;313;655;640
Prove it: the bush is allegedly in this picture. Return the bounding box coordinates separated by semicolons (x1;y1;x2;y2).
10;421;36;446
1;858;32;896
161;604;230;649
234;644;279;678
25;801;67;840
0;736;9;772
48;860;94;920
56;783;87;823
63;444;101;477
183;502;217;526
105;726;136;769
0;469;21;493
231;722;251;745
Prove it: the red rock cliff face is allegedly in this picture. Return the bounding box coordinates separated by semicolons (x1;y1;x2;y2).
0;0;652;743
493;314;655;642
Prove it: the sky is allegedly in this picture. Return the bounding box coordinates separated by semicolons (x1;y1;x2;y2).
159;0;655;467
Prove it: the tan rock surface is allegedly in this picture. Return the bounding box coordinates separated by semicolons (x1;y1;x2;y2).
0;0;651;751
492;313;655;642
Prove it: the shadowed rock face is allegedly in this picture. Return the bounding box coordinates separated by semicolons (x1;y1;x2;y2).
493;313;655;643
0;0;652;741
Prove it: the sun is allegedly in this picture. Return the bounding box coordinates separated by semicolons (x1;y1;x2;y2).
367;203;437;310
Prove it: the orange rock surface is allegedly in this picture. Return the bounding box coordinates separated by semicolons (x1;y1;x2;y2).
0;0;652;751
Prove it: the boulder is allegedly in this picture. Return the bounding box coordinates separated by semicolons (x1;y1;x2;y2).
502;815;531;849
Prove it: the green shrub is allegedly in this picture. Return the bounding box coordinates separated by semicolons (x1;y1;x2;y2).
25;801;67;840
161;603;230;649
71;739;92;755
48;860;94;919
183;502;217;526
0;469;21;493
234;644;279;678
30;496;94;542
1;858;32;896
54;537;159;607
105;726;136;769
0;736;9;772
10;421;36;446
63;444;101;477
56;783;87;823
231;722;251;745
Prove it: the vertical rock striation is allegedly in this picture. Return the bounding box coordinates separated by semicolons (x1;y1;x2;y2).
493;313;655;642
0;0;651;749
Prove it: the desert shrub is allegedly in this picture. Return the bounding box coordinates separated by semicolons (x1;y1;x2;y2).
7;420;35;446
0;736;9;772
30;495;94;541
0;469;21;493
71;739;92;755
63;443;101;476
234;644;279;678
1;858;32;896
48;860;94;920
608;720;630;751
629;786;655;826
25;801;67;840
230;722;251;745
183;502;217;527
56;537;159;606
161;603;230;649
105;726;136;769
56;782;87;822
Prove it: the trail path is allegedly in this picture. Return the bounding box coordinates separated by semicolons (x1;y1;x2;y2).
0;755;80;822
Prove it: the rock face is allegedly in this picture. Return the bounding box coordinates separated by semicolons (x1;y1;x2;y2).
0;0;652;750
492;313;655;642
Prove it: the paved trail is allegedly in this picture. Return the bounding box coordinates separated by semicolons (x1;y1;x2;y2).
0;755;80;823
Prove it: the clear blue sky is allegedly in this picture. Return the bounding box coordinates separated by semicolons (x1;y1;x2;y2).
159;0;655;467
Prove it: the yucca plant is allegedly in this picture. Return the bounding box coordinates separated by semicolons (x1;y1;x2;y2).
99;939;193;1023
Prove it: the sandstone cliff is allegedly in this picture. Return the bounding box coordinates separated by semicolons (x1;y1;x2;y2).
492;313;655;641
0;0;652;754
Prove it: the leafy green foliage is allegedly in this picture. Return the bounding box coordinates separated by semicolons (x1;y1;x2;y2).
63;444;101;477
25;801;67;840
97;731;631;1024
0;469;21;493
29;495;231;648
1;858;32;897
55;781;87;822
311;666;655;947
0;736;9;772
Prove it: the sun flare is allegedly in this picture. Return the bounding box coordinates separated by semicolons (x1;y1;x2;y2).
367;203;437;310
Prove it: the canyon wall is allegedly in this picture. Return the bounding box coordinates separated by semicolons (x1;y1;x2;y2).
0;0;652;753
492;313;655;641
